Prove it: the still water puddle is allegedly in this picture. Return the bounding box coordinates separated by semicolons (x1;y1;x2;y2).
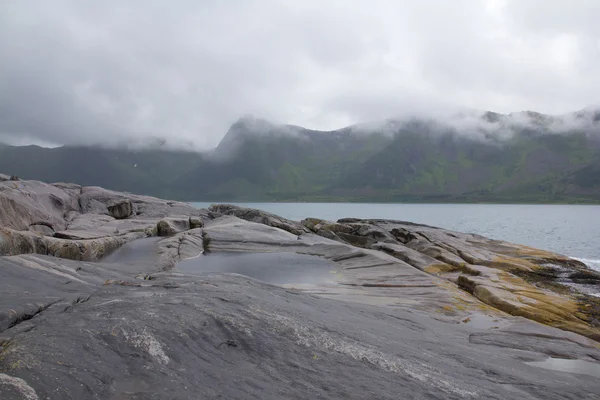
176;251;337;285
102;237;161;264
525;357;600;378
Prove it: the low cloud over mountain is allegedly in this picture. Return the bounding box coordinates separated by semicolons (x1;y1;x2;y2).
1;1;599;149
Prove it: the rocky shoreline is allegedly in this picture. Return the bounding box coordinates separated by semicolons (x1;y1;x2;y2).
1;175;600;399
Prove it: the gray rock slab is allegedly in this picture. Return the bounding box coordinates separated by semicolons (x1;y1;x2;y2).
1;270;600;399
2;178;600;399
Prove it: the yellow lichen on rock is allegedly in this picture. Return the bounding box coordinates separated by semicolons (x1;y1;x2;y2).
456;266;600;341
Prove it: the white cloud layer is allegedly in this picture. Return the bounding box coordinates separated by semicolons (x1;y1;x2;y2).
0;0;598;149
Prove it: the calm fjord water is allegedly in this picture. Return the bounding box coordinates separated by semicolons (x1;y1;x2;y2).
191;203;600;271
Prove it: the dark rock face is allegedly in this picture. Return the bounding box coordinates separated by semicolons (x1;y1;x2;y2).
107;199;133;219
189;216;204;229
156;219;176;236
156;218;190;237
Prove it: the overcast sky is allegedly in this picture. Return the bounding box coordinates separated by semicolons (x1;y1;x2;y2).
1;0;599;149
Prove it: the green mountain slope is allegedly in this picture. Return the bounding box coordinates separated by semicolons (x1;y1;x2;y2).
328;123;600;202
1;109;600;203
174;117;391;200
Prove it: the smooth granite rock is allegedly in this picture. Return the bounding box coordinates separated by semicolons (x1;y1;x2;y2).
210;204;308;235
302;217;600;338
1;255;600;399
1;181;600;399
0;178;206;261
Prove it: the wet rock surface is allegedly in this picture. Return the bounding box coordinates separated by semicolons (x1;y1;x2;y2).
1;179;600;399
2;257;600;399
177;252;337;285
295;217;600;341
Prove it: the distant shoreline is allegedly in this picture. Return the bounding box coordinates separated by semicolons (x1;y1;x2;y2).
187;199;600;205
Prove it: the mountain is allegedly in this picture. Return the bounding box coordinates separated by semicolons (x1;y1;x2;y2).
0;145;204;199
175;116;391;200
1;108;600;203
332;119;600;202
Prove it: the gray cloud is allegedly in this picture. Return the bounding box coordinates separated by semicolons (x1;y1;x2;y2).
0;0;598;149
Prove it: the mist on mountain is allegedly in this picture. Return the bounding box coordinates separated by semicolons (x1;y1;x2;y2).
1;107;600;203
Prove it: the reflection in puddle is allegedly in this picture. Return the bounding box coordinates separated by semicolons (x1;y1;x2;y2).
525;357;600;377
176;252;337;285
102;237;161;264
